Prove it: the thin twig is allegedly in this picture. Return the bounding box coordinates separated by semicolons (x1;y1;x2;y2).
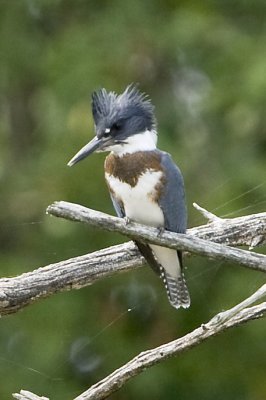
193;202;223;222
207;283;266;326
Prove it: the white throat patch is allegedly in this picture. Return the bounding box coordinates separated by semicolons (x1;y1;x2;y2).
107;129;157;156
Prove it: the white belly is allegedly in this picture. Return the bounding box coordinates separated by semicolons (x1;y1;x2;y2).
105;170;164;227
106;170;181;279
150;244;180;278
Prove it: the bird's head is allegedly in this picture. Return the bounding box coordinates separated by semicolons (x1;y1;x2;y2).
68;84;157;166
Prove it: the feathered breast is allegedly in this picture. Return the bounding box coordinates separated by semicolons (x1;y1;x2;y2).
104;151;163;188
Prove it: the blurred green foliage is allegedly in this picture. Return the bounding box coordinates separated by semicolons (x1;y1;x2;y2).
0;1;265;399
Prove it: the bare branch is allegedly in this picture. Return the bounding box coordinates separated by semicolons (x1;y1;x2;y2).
0;202;265;316
204;283;266;326
10;202;266;399
0;242;142;316
190;204;266;248
74;300;266;400
12;390;49;400
13;284;266;400
193;202;223;222
46;201;266;271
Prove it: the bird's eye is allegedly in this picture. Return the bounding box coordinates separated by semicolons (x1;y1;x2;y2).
111;121;123;132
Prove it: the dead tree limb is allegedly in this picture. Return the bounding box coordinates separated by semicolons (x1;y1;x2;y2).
13;284;266;400
0;202;265;316
73;285;266;400
192;202;266;249
13;390;49;400
46;201;266;271
0;242;142;316
9;202;266;399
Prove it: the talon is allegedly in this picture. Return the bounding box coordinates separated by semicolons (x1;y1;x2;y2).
124;216;131;225
157;227;164;237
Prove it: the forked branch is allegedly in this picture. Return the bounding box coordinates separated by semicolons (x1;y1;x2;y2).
46;201;266;271
10;201;266;399
0;202;265;316
13;284;266;400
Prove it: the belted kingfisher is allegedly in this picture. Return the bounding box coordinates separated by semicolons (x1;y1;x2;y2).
68;85;190;309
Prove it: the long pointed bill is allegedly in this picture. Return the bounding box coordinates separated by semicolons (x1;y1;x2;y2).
67;136;102;167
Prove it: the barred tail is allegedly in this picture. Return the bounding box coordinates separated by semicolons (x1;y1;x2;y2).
162;270;190;309
136;242;191;309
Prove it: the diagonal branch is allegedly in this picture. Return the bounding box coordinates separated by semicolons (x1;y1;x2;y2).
191;202;266;249
9;202;266;399
0;242;142;316
0;202;265;316
13;284;266;400
13;390;48;400
46;201;266;271
74;288;266;400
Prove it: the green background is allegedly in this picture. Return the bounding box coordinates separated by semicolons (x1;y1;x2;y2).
0;1;265;399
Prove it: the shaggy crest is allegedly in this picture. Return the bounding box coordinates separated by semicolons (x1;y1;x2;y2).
91;84;156;129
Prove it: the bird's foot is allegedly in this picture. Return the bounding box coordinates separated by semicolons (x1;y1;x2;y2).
124;216;131;225
157;227;165;237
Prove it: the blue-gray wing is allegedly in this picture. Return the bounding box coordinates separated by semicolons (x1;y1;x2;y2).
159;151;187;234
110;194;125;218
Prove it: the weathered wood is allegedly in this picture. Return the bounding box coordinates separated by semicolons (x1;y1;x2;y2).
10;202;266;399
12;390;49;400
74;300;266;400
13;284;266;400
46;201;266;270
191;203;266;249
0;242;142;316
0;202;265;316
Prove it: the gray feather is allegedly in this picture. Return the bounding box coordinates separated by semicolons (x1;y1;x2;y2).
157;150;190;308
110;193;125;218
159;151;187;234
163;270;190;309
91;85;156;136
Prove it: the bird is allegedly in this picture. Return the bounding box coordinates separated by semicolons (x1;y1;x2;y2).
68;84;190;309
